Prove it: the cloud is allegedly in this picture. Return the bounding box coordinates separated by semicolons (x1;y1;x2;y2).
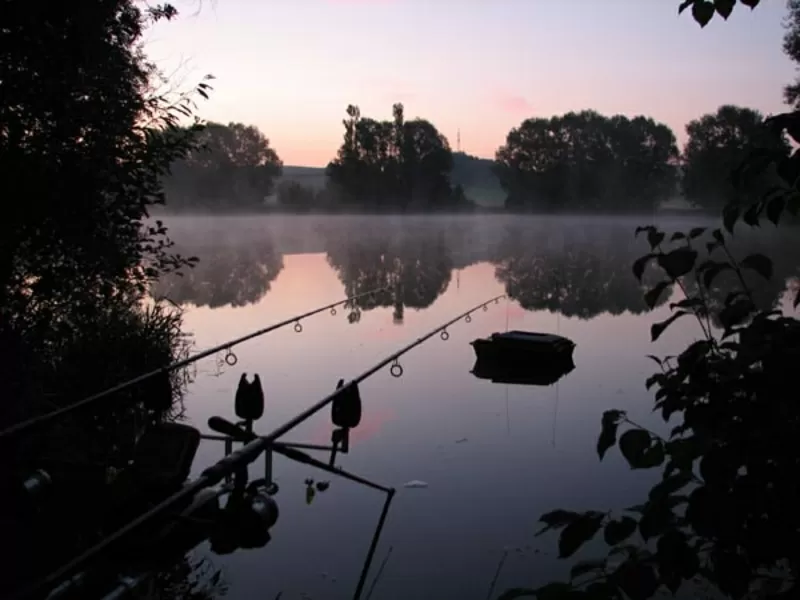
493;93;534;114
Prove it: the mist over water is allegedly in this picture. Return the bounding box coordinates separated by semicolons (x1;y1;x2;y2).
154;214;798;600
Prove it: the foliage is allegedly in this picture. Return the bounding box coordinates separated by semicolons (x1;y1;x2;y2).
494;111;679;212
0;0;214;594
681;105;789;209
275;179;333;212
496;6;800;597
675;0;761;28
500;224;799;600
0;1;206;322
326;103;468;210
783;0;800;108
164;121;283;210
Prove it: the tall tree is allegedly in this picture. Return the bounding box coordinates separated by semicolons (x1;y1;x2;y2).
164;122;282;210
494;111;678;211
0;1;212;594
681;105;789;209
326;103;457;210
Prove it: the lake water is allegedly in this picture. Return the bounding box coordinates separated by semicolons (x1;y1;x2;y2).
153;214;798;600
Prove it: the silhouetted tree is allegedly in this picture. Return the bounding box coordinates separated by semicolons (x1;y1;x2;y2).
275;180;329;211
494;111;678;211
681;105;789;209
0;1;213;594
326;103;464;210
164;122;282;210
784;0;800;108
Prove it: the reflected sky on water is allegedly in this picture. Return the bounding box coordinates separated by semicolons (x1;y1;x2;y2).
155;215;798;600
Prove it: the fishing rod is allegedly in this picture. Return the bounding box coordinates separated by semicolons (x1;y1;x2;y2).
0;287;387;441
18;294;505;600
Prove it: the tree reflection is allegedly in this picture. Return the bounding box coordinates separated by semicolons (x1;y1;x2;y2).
492;223;799;322
151;239;284;308
493;224;667;319
324;226;453;323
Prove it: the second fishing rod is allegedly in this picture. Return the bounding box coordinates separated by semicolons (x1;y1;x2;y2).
20;294;506;600
0;286;388;442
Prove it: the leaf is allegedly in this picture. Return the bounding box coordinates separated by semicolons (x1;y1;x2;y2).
604;517;637;545
719;298;756;330
739;0;759;7
766;196;785;225
656;530;691;593
619;429;651;469
670;297;704;311
651;311;688;342
648;472;694;502
723;203;740;233
644;281;671;310
657;248;697;279
558;513;605;558
597;410;623;460
700;261;733;289
570;559;605;580
678;0;694;13
647;229;665;250
688;227;706;239
632;254;655;282
740;253;773;280
645;373;665;390
670;232;686;241
691;0;715;26
713;0;735;18
645;354;662;366
613;562;658;600
639;504;672;540
536;509;580;535
743;202;762;227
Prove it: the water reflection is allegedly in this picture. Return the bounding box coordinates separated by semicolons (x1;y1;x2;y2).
155;216;799;325
324;227;454;324
155;215;799;600
492;224;669;319
152;238;284;308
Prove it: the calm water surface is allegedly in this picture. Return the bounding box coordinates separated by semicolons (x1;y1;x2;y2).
154;215;798;600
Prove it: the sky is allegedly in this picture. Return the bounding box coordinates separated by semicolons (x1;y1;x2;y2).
146;0;797;167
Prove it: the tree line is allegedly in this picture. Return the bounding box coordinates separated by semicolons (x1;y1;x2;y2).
161;103;788;213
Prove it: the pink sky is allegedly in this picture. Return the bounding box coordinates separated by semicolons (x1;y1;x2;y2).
147;0;796;167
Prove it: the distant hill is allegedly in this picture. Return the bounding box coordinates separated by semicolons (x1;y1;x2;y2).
273;152;506;207
451;152;505;207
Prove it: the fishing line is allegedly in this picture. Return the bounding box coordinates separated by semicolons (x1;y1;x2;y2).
0;287;388;441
